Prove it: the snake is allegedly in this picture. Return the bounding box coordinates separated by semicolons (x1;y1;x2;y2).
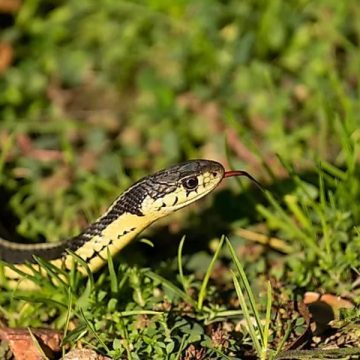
0;159;261;289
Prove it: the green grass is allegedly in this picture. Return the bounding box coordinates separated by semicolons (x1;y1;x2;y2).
1;0;360;358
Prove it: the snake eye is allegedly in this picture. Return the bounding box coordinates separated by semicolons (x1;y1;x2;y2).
182;176;199;190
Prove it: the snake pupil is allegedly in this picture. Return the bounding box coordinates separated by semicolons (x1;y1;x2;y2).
183;177;199;190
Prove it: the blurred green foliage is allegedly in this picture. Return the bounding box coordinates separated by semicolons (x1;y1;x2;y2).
1;0;359;242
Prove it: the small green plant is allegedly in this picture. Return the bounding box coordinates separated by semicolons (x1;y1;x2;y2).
257;128;360;291
227;238;277;360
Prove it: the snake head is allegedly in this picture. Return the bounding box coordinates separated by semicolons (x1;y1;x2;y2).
117;159;261;220
141;159;225;215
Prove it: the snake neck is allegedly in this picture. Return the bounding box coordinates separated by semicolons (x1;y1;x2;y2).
0;182;160;270
62;185;163;272
66;211;155;273
0;198;158;289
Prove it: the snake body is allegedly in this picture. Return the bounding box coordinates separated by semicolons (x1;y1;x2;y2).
0;159;259;289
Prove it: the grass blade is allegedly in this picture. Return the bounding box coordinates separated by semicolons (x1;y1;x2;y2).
66;250;94;290
261;281;272;360
177;235;187;294
27;328;49;360
197;235;225;310
226;238;264;341
231;271;262;357
107;247;118;294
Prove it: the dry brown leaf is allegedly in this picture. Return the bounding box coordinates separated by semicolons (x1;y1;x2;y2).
0;327;62;360
0;42;13;73
0;0;21;13
304;292;354;310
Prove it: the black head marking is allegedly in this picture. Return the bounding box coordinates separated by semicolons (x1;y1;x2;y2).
151;159;224;185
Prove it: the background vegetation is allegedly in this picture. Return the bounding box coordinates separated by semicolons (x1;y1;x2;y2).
0;0;359;359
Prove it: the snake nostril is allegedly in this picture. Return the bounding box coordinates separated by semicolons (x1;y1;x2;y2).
211;172;217;177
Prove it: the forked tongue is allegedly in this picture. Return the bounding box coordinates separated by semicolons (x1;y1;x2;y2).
223;170;264;191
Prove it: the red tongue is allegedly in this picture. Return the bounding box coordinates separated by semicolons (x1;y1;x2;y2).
223;170;263;190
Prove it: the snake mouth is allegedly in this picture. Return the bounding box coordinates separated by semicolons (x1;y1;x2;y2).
223;170;263;191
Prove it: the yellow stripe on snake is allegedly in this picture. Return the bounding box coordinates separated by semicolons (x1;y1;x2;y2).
0;159;261;289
